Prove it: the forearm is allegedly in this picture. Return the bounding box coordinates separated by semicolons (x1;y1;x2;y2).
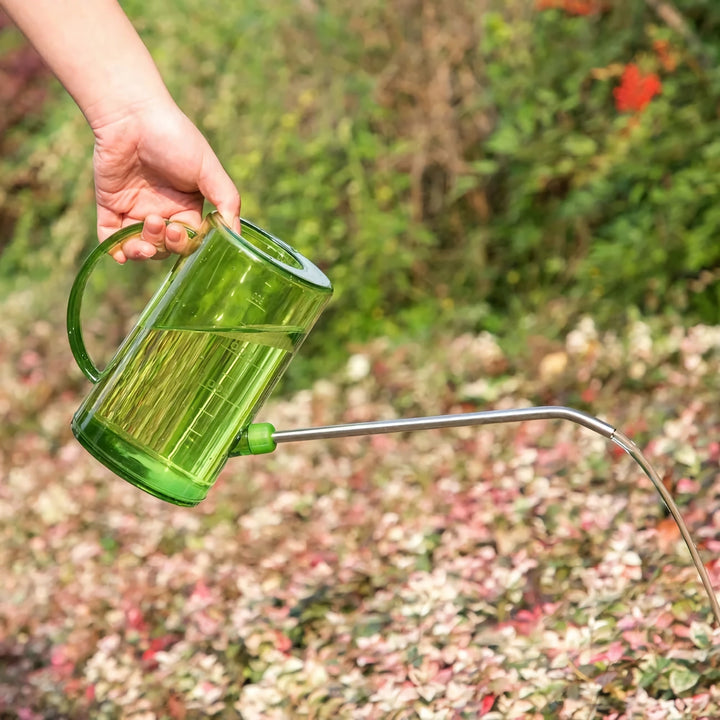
0;0;172;129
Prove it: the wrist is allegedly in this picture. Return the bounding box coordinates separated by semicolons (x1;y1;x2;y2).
86;86;175;134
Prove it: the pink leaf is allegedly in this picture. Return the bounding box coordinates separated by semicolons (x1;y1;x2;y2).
480;694;496;714
622;630;648;650
588;640;625;665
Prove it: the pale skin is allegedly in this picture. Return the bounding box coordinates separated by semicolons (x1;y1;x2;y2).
0;0;241;262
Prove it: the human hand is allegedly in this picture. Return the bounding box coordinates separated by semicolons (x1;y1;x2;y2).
92;97;240;263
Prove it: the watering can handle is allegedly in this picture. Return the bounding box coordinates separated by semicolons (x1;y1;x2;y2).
66;223;196;383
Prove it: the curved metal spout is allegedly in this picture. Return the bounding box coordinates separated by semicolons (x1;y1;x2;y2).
271;405;616;443
240;405;720;626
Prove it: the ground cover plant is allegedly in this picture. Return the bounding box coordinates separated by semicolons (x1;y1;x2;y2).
2;313;720;718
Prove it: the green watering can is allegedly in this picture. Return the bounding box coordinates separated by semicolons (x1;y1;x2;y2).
67;212;332;507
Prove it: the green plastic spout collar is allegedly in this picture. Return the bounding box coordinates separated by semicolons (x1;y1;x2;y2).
233;422;277;456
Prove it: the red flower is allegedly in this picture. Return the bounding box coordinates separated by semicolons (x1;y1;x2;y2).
613;63;662;113
535;0;606;15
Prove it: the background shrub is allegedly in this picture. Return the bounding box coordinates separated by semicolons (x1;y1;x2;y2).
2;0;720;382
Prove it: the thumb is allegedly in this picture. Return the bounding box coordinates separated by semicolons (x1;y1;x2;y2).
198;152;241;232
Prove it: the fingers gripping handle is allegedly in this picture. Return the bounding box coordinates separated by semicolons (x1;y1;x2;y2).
67;222;199;382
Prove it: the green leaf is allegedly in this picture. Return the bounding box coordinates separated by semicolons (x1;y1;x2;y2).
472;159;500;176
563;135;598;157
669;666;701;695
689;621;712;649
486;124;521;155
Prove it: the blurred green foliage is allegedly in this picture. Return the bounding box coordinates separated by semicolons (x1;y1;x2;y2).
2;0;720;382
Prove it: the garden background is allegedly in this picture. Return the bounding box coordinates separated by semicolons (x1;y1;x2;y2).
4;0;720;717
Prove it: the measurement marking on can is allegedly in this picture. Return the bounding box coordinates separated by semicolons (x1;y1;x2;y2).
217;396;244;410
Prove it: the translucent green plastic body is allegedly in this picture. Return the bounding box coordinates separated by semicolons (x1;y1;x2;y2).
68;214;331;506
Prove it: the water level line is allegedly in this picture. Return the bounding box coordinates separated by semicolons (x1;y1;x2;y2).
263;405;720;627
